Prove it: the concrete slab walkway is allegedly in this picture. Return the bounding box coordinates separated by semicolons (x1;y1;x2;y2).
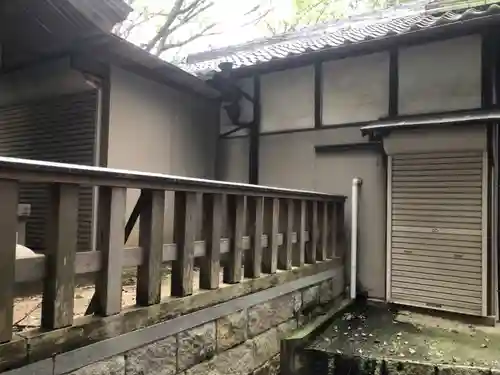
307;302;500;374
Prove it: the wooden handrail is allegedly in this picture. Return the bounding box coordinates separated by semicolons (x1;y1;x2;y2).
0;156;345;201
0;156;346;344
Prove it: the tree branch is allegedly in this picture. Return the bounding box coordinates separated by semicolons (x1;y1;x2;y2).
145;0;184;52
165;1;214;39
157;23;217;53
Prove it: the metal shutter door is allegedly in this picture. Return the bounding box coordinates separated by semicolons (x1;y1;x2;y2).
388;151;486;316
0;91;97;252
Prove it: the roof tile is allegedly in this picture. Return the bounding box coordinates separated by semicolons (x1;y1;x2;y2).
183;2;500;75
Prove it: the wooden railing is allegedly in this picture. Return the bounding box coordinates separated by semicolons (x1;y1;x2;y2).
0;156;346;343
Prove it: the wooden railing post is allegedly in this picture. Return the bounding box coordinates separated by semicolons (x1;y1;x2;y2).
336;201;346;258
318;201;328;261
292;200;306;267
245;196;264;278
41;183;79;330
278;199;293;270
200;193;223;289
137;190;165;306
329;201;338;258
0;180;18;342
172;191;198;297
263;198;279;274
306;201;318;264
223;195;245;284
95;186;126;316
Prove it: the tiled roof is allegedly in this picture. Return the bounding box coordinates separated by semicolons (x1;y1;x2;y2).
183;1;500;76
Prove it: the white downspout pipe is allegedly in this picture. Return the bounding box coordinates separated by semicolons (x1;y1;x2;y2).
351;178;362;300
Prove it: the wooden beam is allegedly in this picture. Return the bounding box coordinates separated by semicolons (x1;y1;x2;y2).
172;191;198;297
329;202;338;259
318;201;328;261
263;198;279;274
388;48;399;117
94;186;126;316
200;193;223;289
336;202;346;258
41;183;79;330
223;195;245;283
136;190;164;306
249;75;261;184
245;196;264;278
279;199;294;270
14;230;314;290
292;200;306;267
0;180;17;342
314;61;322;128
86;188;147;316
306;201;318;264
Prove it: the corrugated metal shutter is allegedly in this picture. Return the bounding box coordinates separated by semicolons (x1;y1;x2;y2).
388;151;486;316
0;90;97;252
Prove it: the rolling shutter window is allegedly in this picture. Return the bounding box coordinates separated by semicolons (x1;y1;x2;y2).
0;90;97;251
389;151;486;316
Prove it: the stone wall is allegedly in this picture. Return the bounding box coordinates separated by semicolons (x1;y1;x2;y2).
66;277;343;375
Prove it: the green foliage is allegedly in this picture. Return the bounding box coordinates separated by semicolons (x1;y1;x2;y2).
263;0;499;36
262;0;413;35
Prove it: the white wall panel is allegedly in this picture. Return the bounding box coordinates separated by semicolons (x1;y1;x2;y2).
261;66;314;133
108;67;218;245
399;35;481;114
322;53;389;124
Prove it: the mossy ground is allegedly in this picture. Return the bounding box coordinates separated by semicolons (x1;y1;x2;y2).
307;302;500;370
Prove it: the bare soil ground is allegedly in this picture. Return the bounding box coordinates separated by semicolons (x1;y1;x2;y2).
12;269;207;331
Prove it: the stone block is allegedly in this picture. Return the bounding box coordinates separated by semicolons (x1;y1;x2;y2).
253;328;279;367
178;322;216;371
125;336;177;375
385;359;435;375
217;310;247;352
248;292;301;337
185;341;255;375
359;357;383;375
438;364;490;375
69;355;125;375
277;319;298;340
319;279;335;304
252;355;280;375
302;285;319;309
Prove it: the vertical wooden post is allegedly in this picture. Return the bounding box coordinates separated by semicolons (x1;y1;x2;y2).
245;196;264;278
137;190;164;306
306;201;318;264
41;183;79;330
329;202;338;258
292;200;306;267
278;199;293;270
200;193;223;289
336;201;345;258
224;195;245;283
95;186;126;316
263;198;279;274
318;201;328;261
172;191;198;297
0;180;18;342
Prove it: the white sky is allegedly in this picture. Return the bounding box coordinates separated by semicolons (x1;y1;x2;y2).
124;0;384;61
125;0;294;59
